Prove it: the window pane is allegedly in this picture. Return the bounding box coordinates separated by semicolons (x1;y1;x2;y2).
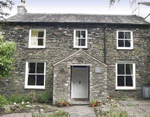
38;31;44;37
29;63;36;73
30;38;37;46
38;39;44;46
118;64;124;74
79;39;85;46
118;76;124;86
81;31;85;38
126;64;133;74
118;40;124;47
125;32;131;39
76;31;80;38
31;30;37;37
118;32;124;39
37;75;44;86
37;63;44;73
126;76;133;86
28;75;35;85
125;40;131;47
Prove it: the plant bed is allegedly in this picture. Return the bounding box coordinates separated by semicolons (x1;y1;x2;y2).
32;110;70;117
0;108;5;115
0;105;30;115
0;103;59;115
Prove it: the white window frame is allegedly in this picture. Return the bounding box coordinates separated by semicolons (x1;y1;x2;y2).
116;30;133;49
29;29;46;48
25;62;46;89
116;62;136;90
73;29;88;48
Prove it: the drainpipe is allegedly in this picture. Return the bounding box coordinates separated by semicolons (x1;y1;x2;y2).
104;24;107;64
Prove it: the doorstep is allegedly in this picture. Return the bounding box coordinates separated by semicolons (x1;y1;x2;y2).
71;99;89;105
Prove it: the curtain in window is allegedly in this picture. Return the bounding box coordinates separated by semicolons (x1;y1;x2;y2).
31;30;37;46
125;32;131;39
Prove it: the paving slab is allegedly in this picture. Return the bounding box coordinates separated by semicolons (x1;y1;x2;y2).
119;99;150;116
139;105;150;114
119;106;145;115
60;105;96;117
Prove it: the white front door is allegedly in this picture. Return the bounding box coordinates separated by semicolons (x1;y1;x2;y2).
71;66;89;99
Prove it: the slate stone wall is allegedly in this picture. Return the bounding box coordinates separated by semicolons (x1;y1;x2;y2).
106;25;150;98
0;23;149;101
53;50;107;103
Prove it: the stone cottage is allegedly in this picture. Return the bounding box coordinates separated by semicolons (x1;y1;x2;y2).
0;1;150;103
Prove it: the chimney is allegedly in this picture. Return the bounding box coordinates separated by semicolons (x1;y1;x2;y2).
17;0;27;14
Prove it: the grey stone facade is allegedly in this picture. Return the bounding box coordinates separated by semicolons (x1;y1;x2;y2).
0;22;150;102
53;49;107;103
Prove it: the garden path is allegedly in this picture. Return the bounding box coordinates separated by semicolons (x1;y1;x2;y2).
60;105;96;117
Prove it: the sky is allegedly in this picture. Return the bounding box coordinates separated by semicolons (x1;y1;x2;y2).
7;0;150;21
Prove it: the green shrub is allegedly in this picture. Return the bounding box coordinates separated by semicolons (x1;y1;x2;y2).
29;91;36;103
0;95;8;107
37;92;50;103
57;99;64;103
109;110;128;117
9;94;32;103
100;109;128;117
18;105;28;109
89;99;96;104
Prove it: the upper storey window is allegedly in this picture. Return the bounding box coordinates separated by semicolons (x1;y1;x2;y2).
29;29;46;48
117;31;133;49
74;29;88;48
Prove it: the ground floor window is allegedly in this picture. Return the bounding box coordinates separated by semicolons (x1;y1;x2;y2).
25;62;46;89
116;62;136;90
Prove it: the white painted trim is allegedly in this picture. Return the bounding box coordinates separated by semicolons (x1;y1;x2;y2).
25;62;28;89
116;30;133;49
28;29;46;48
116;62;136;90
133;63;136;89
24;62;46;89
24;86;45;89
115;63;117;90
73;29;88;48
116;87;136;90
53;49;107;66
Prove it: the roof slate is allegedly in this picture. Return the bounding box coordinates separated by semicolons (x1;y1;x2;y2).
7;13;149;24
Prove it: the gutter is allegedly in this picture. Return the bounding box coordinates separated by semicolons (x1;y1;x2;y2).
104;24;107;64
